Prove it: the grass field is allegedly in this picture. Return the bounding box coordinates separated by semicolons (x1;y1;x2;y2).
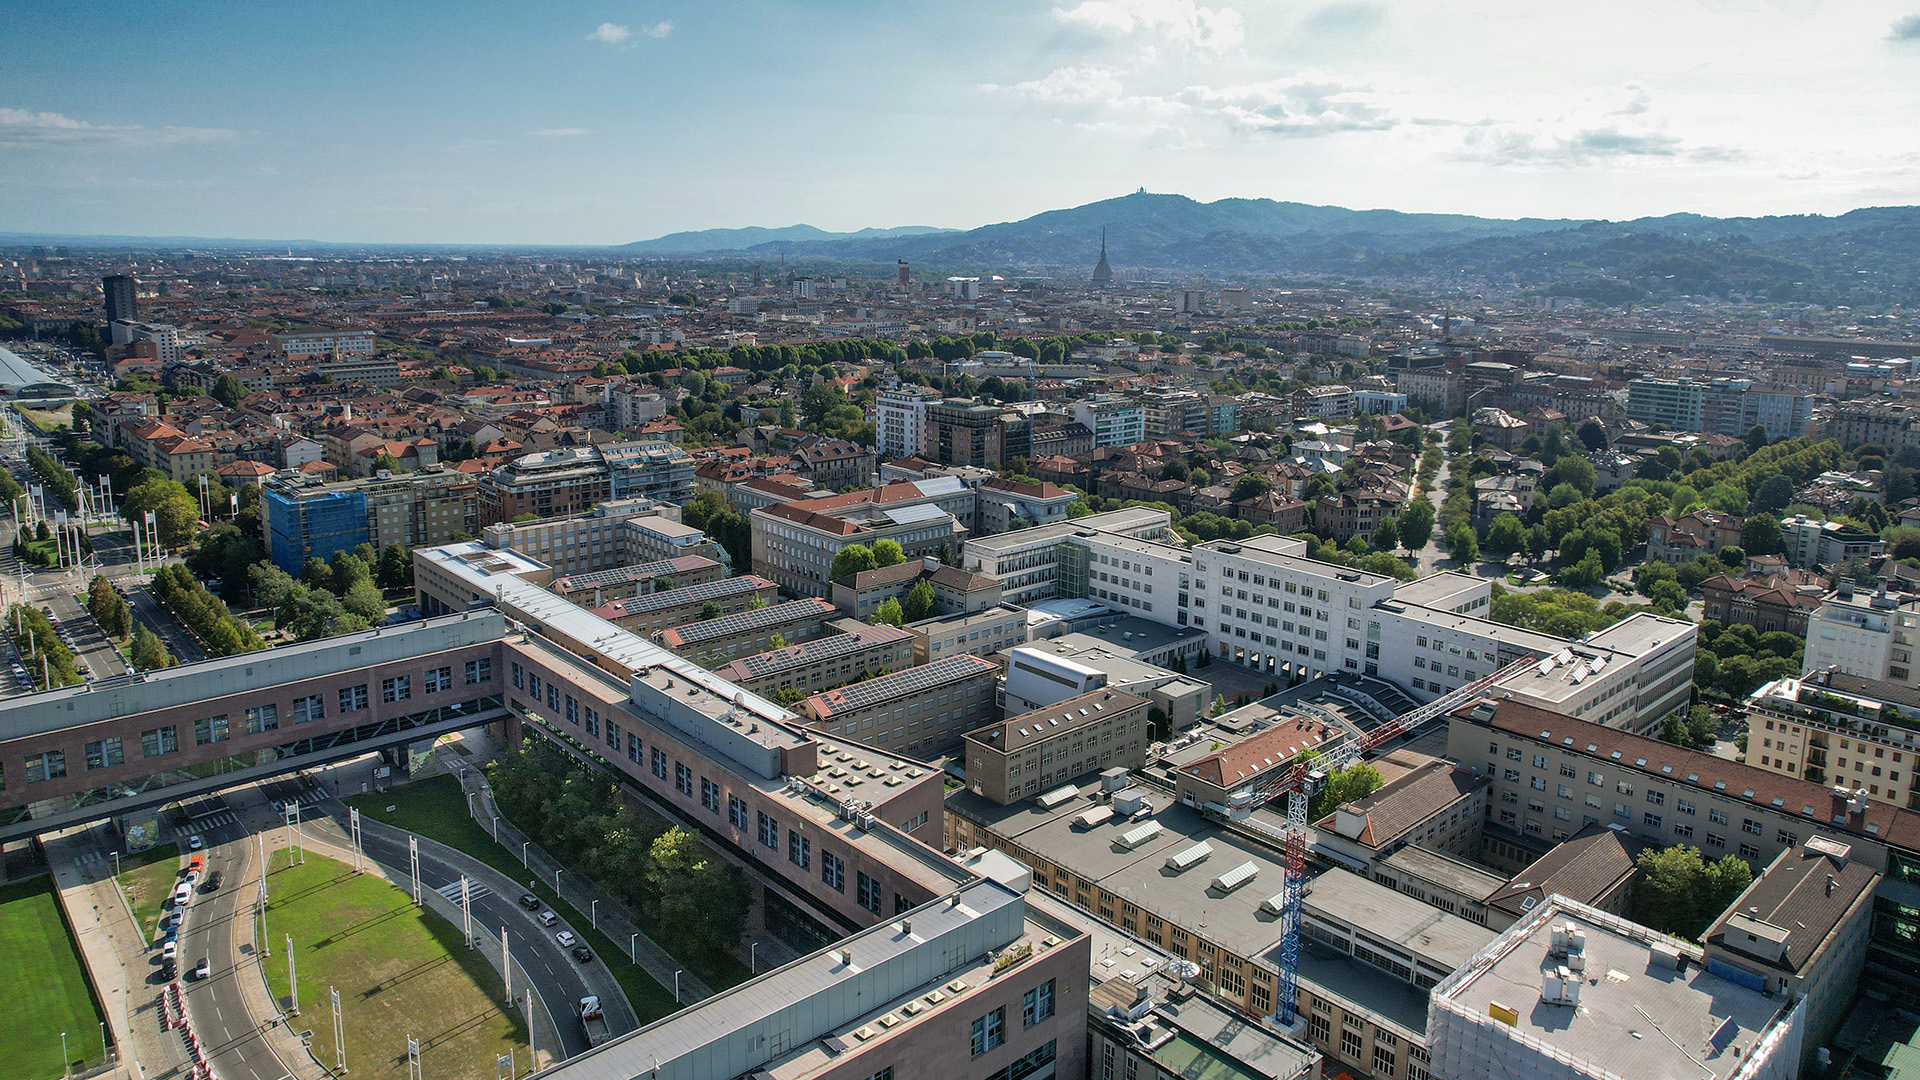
260;851;527;1080
13;403;73;434
118;843;182;941
348;776;683;1021
0;878;108;1080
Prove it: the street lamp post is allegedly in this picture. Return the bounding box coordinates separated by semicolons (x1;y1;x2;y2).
629;933;637;963
554;869;562;891
751;941;758;974
590;899;597;929
521;841;529;867
109;850;120;880
674;970;682;1004
60;1032;68;1077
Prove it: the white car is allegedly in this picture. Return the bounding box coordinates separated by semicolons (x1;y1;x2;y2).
187;835;204;851
193;958;211;981
161;940;178;961
555;931;578;948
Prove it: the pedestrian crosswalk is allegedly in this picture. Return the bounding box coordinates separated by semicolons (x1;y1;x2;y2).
434;878;493;904
73;850;104;868
191;811;239;828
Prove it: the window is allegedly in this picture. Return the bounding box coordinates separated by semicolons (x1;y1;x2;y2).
1560;763;1577;778
340;685;369;713
84;737;122;771
970;1007;1005;1056
1308;1015;1331;1043
789;830;811;870
627;732;642;764
141;726;178;757
603;717;617;750
701;778;720;812
1676;798;1695;815
1742;818;1763;836
245;704;278;734
858;871;884;914
1706;832;1726;848
758;811;779;849
547;685;559;711
566;696;579;725
1341;1028;1365;1061
1646;790;1665;806
466;658;491;684
1373;1045;1397;1077
1532;754;1549;769
1022;980;1055;1026
24;750;65;783
1644;813;1662;828
511;662;524;689
195;714;230;746
1674;822;1695;838
675;763;693;795
822;851;845;891
1709;808;1729;825
382;675;410;703
424;667;452;694
1530;776;1547;791
651;748;669;780
1777;830;1798;845
292;694;324;724
1739;843;1762;860
729;795;748;829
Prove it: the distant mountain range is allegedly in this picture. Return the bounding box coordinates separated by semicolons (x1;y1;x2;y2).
622;191;1920;307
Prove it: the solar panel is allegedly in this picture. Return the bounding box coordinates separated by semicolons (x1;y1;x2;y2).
806;655;994;715
669;599;834;645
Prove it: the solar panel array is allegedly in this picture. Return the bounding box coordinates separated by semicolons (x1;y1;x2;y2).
668;599;836;646
733;628;908;677
613;574;772;617
808;654;995;717
556;556;712;591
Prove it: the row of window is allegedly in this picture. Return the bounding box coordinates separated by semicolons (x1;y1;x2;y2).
11;660;493;787
969;980;1056;1056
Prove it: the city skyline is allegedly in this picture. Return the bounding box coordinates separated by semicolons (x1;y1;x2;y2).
6;1;1920;244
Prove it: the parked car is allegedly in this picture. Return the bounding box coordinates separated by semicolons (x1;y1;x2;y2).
161;940;177;961
570;945;594;964
555;931;577;948
539;910;559;927
517;893;541;911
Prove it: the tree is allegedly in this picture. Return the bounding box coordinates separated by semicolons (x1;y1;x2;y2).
329;549;372;596
378;544;412;589
130;623;173;670
1308;762;1384;820
1231;474;1273;502
121;478;200;549
1576;418;1608;452
1741;512;1783;557
1750;475;1794;515
870;597;904;626
1398;499;1435;552
1559;550;1606;589
1444;521;1478;565
681;371;707;396
870;538;906;568
1484;513;1527;556
830;543;876;580
901;580;937;623
801;384;846;428
342;579;387;621
698;601;725;620
1371;517;1398;552
209;373;249;409
1745;424;1770;454
1549;454;1597;496
371;451;401;474
646;827;748;958
1633;846;1753;939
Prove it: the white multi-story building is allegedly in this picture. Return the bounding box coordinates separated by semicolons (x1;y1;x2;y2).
1070;396;1147;448
1355;389;1408;415
272;328;377;358
875;386;941;459
1782;515;1886;570
110;320;183;362
961;507;1179;606
1803;585;1920;686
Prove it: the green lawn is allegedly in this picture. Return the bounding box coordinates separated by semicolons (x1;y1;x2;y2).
13;404;73;434
260;851;527;1080
348;776;682;1021
0;878;108;1080
118;843;182;941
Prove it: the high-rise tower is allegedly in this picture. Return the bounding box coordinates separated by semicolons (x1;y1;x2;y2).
1090;230;1113;287
102;274;137;324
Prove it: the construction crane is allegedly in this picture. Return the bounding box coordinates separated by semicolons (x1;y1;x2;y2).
1237;655;1541;1026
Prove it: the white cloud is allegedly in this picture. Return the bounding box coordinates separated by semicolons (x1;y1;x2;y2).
587;22;632;45
1449;85;1735;167
0;106;235;148
530;128;593;137
640;21;673;38
1891;14;1920;40
1180;74;1397;136
1054;0;1243;53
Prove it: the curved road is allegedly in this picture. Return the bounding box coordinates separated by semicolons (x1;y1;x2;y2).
177;777;607;1080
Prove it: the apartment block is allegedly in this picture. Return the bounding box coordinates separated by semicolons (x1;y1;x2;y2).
1069;396;1146;448
265;469;481;574
908;605;1028;665
875;385;941;459
962;688;1150;804
922;398;1006;467
1747;669;1920;808
801;654;1000;759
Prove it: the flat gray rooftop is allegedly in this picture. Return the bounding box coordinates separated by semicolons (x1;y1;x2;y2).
1301;867;1496;975
1435;903;1787;1080
1376;845;1506;903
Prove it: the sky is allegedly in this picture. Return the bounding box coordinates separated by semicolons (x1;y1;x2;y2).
6;0;1920;245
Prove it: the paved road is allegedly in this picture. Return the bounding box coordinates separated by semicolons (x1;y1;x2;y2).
130;584;210;665
45;588;130;678
178;802;298;1080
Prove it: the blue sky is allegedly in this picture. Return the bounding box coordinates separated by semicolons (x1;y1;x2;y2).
7;0;1920;244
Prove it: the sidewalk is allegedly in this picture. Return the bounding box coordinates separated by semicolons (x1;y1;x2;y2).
44;826;181;1080
448;761;719;1005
